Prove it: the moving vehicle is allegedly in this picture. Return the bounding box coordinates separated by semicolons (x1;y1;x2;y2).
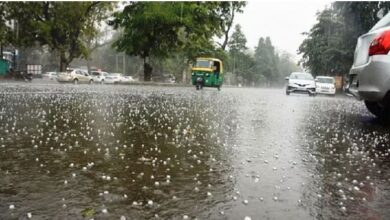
191;57;223;90
91;71;108;84
104;73;123;84
57;69;93;84
285;72;316;96
315;76;336;95
348;12;390;122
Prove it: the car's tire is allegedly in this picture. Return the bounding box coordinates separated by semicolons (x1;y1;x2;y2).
100;80;104;84
365;100;390;123
286;91;290;95
73;79;78;85
89;79;93;84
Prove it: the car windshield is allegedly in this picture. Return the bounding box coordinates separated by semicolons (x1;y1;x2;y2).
290;73;313;80
317;77;334;83
194;60;211;68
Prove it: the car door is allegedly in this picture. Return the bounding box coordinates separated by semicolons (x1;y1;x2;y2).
83;71;91;82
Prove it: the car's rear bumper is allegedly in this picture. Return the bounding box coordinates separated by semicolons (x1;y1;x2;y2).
349;55;390;101
316;88;336;95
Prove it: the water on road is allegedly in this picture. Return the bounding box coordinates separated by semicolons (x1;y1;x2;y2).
0;84;389;220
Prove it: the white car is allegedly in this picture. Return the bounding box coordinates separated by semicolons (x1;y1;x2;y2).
104;73;122;84
91;71;108;84
120;76;136;84
57;69;93;84
315;76;336;95
42;72;57;80
285;72;316;96
348;12;390;122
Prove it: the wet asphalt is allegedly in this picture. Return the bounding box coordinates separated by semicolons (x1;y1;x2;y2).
0;82;389;220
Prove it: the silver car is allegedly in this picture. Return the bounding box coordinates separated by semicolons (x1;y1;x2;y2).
285;72;316;96
57;69;93;84
348;12;390;121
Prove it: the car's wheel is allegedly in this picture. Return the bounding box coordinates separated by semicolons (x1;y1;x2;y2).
73;79;78;85
286;91;290;95
100;80;104;84
365;100;390;123
89;79;93;84
365;101;384;117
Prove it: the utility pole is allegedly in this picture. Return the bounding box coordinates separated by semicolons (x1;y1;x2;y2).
116;55;118;72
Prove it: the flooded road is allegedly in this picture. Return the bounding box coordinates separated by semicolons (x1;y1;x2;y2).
0;83;389;220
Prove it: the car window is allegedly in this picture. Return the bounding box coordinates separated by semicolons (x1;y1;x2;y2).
317;78;334;83
290;73;313;80
371;12;390;31
92;72;100;76
195;60;211;68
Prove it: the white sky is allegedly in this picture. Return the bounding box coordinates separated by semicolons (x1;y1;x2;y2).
234;0;332;59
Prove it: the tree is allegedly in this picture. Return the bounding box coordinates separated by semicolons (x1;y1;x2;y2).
111;2;244;81
216;1;247;50
226;24;254;86
299;2;390;76
5;2;112;71
254;37;279;85
228;24;247;53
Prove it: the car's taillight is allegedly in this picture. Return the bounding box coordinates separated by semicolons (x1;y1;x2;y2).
369;30;390;56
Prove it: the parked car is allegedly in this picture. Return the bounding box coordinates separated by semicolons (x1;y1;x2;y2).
285;72;316;96
104;73;122;84
315;76;336;95
348;12;390;122
57;69;93;84
120;75;136;84
91;71;108;84
42;72;57;80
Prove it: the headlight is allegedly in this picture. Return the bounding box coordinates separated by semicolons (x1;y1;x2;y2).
206;73;210;77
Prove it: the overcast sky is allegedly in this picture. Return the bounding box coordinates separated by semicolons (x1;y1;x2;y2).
234;0;332;59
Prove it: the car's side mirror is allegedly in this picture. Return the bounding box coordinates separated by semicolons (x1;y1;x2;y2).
285;77;289;80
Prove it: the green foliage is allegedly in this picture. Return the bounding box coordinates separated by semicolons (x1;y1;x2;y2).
299;2;390;76
254;37;280;85
110;2;245;81
229;24;247;53
4;2;113;71
225;25;300;86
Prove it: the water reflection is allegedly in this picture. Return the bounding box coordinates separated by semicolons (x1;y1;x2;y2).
301;97;390;220
0;85;238;219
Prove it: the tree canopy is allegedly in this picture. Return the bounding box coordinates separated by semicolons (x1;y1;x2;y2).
299;2;390;76
2;2;114;71
110;2;245;81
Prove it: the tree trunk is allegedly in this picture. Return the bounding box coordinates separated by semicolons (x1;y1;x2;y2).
60;53;65;72
143;57;152;81
59;52;69;72
87;56;91;74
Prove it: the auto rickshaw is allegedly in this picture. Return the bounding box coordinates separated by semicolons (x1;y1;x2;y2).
191;57;223;90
